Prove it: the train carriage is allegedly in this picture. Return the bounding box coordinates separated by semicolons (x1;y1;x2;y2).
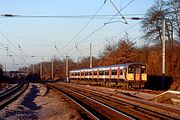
69;63;147;89
92;67;99;79
70;70;80;80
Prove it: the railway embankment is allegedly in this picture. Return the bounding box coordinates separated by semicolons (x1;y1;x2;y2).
0;83;83;120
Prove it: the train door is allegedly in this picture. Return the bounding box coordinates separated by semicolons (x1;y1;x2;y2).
80;71;81;80
134;67;141;81
123;68;127;80
117;68;120;79
109;68;111;80
97;69;99;80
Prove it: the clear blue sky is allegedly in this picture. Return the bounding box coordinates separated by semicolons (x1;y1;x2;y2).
0;0;154;71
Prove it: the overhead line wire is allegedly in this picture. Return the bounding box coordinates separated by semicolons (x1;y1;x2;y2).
0;31;22;56
60;1;106;51
0;41;7;48
106;21;140;40
0;31;19;51
75;0;135;45
92;21;140;47
0;14;145;19
68;21;140;55
0;0;136;61
109;0;128;24
0;31;20;57
64;0;135;55
0;31;29;64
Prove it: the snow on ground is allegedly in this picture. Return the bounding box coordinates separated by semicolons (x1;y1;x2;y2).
0;83;83;120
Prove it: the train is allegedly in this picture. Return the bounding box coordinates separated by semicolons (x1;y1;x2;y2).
69;63;147;89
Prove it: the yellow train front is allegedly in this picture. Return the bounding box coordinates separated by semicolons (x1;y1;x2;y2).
69;63;147;89
125;63;147;88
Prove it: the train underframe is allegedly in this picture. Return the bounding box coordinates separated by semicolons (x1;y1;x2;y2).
70;78;145;89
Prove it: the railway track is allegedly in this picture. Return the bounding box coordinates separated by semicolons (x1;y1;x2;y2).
47;83;180;120
0;82;29;110
46;83;136;120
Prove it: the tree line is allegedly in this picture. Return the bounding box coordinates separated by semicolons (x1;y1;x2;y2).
2;0;179;89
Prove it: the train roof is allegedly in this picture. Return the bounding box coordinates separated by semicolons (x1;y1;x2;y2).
93;63;144;69
70;68;92;72
69;70;79;73
69;63;145;72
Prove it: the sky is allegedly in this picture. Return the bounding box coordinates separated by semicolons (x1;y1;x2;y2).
0;0;155;71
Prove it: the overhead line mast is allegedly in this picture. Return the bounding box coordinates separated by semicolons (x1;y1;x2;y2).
66;54;69;82
90;43;92;68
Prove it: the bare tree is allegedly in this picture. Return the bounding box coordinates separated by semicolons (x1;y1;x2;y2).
141;0;180;45
141;0;180;83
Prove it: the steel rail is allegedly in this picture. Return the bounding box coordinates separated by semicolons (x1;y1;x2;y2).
68;87;136;120
47;85;100;120
47;84;136;120
0;83;22;98
0;82;28;109
58;83;180;119
66;83;180;115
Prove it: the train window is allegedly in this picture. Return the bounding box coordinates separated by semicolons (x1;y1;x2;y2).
89;71;92;75
105;70;109;75
120;69;123;75
136;68;141;74
112;70;117;75
78;72;80;76
128;67;134;73
81;72;84;76
85;72;88;75
141;68;146;73
94;71;97;75
99;71;104;75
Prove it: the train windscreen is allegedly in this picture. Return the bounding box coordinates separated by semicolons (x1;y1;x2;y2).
128;64;146;74
128;67;135;73
141;65;146;73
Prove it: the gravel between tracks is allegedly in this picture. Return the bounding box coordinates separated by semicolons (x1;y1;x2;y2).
0;83;83;120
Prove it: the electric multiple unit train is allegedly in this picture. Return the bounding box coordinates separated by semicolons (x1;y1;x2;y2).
69;63;147;89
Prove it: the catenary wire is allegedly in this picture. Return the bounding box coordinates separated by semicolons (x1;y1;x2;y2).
59;1;106;51
63;0;136;55
68;21;140;57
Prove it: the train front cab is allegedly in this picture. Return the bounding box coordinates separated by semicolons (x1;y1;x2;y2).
126;64;147;88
